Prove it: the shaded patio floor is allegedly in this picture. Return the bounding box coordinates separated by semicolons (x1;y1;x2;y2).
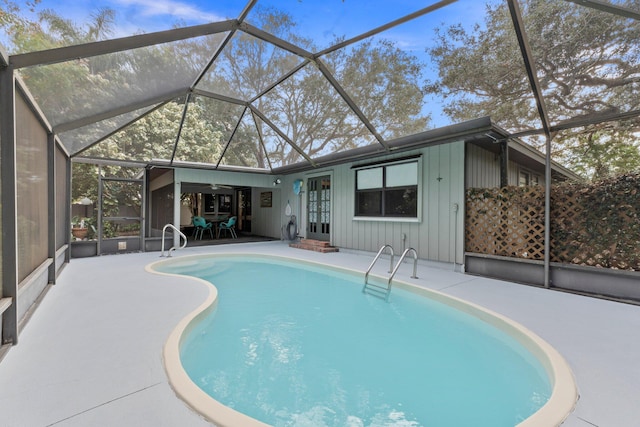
0;241;638;426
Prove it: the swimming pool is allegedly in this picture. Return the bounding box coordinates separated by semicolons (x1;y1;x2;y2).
150;254;577;427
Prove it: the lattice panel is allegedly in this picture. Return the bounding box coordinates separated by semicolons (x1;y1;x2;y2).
466;176;640;271
550;185;640;270
466;187;545;259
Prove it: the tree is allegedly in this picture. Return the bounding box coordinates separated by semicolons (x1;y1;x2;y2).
200;6;430;167
5;4;431;169
425;0;640;178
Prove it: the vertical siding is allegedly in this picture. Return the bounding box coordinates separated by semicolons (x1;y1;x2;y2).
171;143;466;264
466;144;546;188
508;160;519;186
280;143;465;263
465;143;500;188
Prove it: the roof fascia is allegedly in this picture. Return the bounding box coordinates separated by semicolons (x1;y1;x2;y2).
506;138;581;180
10;20;238;69
272;117;495;174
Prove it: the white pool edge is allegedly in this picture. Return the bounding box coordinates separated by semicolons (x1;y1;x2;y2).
147;253;578;427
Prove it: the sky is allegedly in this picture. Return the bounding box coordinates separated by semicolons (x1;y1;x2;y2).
14;0;488;50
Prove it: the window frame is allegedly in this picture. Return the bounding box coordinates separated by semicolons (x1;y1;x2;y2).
518;168;541;187
353;157;422;222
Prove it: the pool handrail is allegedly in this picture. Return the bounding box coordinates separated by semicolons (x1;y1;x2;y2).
388;248;419;289
364;244;394;284
160;223;187;257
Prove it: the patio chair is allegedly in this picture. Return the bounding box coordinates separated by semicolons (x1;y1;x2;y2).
192;216;213;240
217;216;237;239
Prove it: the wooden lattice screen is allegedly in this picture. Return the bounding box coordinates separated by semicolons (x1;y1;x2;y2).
466;177;640;271
466;187;545;260
549;183;640;270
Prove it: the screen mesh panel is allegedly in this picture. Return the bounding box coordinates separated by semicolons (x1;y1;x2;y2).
173;95;246;165
18;33;226;128
15;93;49;282
55;144;69;249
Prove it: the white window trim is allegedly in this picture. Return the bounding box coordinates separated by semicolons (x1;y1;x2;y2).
353;156;423;222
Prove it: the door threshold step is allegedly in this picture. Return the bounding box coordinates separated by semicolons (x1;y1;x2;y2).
289;239;339;253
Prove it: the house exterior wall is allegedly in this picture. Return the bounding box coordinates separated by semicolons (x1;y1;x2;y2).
465;143;546;188
280;141;466;264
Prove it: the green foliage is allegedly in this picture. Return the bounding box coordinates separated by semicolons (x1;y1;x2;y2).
551;173;640;270
555;127;640;181
4;4;430;169
427;0;640;178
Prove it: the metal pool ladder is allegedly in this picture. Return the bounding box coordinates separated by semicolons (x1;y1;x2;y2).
363;245;418;301
160;224;187;257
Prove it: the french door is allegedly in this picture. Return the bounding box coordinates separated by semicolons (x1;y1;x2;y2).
307;175;331;241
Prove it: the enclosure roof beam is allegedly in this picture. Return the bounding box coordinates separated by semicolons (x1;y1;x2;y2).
215;106;248;169
508;0;552;139
251;109;274;172
249;60;310;104
54;88;188;134
237;0;259;23
565;0;640;20
10;20;238;69
72;101;172;157
240;22;314;59
315;59;388;150
318;0;457;56
249;104;316;167
190;29;237;90
507;108;640;140
169;92;192;166
191;88;248;107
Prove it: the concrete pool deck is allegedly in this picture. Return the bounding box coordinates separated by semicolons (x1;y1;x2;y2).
0;241;638;426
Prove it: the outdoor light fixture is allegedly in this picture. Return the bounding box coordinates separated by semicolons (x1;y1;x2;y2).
80;197;92;205
273;178;282;186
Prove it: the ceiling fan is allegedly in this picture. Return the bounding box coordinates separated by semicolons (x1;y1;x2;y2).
210;183;233;190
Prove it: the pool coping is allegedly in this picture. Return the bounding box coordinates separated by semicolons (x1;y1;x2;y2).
147;252;579;427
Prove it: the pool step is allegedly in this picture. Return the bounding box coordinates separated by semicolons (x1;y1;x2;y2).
289;239;339;253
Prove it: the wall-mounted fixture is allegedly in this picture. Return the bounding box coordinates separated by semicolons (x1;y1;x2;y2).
273;178;282;186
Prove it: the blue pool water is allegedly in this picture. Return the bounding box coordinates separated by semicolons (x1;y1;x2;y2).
158;256;551;427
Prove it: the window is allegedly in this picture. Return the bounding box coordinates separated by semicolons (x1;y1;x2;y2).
519;169;540;187
355;160;418;218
